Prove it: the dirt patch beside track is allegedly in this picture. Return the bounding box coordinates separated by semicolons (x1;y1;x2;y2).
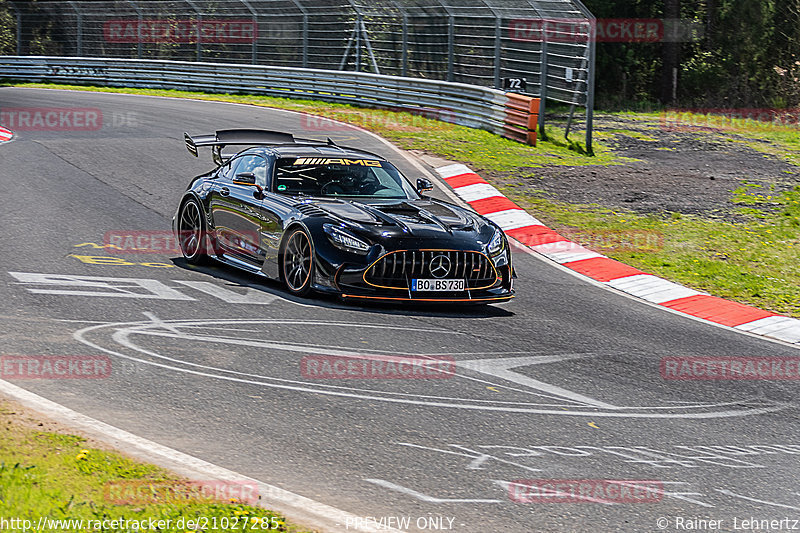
487;113;799;221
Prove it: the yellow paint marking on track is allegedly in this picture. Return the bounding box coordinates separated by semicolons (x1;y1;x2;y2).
68;255;174;268
73;242;123;250
588;422;600;429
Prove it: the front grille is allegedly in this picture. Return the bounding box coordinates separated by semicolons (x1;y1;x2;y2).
364;250;497;290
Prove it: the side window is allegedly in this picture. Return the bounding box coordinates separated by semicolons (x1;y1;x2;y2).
218;157;239;181
232;155;268;188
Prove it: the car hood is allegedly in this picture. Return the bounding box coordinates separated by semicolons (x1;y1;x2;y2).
301;198;486;235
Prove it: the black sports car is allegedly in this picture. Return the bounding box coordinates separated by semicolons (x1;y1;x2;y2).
172;129;514;303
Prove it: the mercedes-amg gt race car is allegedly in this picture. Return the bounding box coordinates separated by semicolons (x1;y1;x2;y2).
172;129;514;303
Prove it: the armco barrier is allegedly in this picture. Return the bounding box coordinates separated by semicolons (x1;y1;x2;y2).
503;93;540;146
0;56;538;144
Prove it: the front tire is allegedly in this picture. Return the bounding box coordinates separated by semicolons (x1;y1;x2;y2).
178;198;209;265
281;228;314;296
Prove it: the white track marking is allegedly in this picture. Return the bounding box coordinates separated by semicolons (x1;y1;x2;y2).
397;443;543;474
453;183;503;202
607;274;703;304
528;242;604;264
365;479;502;504
0;379;400;533
456;354;616;409
735;316;800;343
70;316;788;418
493;479;616;505
80;318;608;407
716;489;800;510
482;209;543;231
8;271;195;300
435;163;475;180
172;280;281;304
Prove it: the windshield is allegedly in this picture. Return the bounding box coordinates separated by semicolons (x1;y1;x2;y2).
273;157;419;199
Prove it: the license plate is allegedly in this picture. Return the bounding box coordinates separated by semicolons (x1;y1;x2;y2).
411;279;465;292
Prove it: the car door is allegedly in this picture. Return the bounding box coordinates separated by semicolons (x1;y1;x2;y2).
209;154;268;267
253;157;296;279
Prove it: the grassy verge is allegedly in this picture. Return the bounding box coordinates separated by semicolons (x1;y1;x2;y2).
4;82;798;317
504;110;800;318
0;401;309;532
3;82;625;171
504;184;800;318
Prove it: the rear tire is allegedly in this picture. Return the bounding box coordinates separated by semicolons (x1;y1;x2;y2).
178;198;209;265
281;228;314;297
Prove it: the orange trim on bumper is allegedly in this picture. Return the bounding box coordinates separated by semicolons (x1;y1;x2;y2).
341;294;514;303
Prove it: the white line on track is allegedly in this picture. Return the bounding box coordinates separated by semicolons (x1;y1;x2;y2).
71;315;788;418
0;379;401;533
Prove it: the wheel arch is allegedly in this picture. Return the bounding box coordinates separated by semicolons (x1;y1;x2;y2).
278;221;317;286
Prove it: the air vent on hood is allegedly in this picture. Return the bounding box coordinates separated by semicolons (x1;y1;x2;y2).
295;203;327;217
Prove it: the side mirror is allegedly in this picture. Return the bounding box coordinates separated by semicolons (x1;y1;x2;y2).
233;172;264;196
416;178;434;193
233;172;257;186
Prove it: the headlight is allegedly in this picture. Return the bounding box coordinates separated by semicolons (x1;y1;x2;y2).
324;224;371;255
488;229;505;255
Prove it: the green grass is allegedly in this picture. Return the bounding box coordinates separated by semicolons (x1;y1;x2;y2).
506;185;800;317
4;82;626;171
0;404;308;532
4;82;799;317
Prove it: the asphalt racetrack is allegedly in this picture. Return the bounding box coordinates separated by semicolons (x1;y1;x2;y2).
2;87;800;532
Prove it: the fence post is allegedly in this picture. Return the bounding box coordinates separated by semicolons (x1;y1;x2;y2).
8;2;21;55
401;11;408;76
185;0;202;61
493;17;501;89
355;14;361;71
289;0;308;68
239;0;258;64
572;0;596;155
585;34;595;155
538;20;548;141
124;0;143;59
447;14;454;81
67;1;82;56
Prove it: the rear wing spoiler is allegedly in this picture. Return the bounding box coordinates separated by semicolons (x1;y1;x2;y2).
184;129;298;165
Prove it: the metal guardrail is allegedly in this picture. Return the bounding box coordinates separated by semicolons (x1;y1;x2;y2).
1;0;596;150
0;55;518;135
